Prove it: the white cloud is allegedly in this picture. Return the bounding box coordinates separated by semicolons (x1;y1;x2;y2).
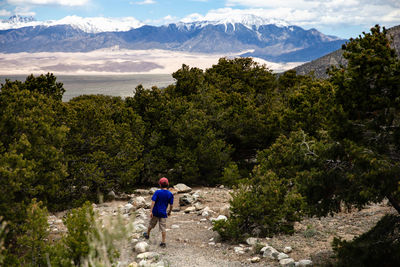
130;0;156;5
221;1;400;31
0;9;12;16
7;0;89;6
14;6;36;16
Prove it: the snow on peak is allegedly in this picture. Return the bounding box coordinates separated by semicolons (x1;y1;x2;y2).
0;15;143;33
179;9;289;30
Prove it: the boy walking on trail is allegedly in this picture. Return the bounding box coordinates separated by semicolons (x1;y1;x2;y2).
143;177;174;247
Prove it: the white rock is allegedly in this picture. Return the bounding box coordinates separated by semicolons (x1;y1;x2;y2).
128;262;138;267
133;223;147;233
234;247;245;254
171;224;180;229
200;218;207;222
250;256;261;263
149;187;158;194
284;246;293;253
201;210;209;217
184;207;196;213
130;196;148;209
173;183;192;193
208;242;215;246
246;237;258;246
263;246;279;259
136;252;160;260
280;258;295;267
135;241;149;253
278;253;289;260
123;203;135;214
194;202;203;211
298;259;313;266
219;204;230;217
211;215;227;222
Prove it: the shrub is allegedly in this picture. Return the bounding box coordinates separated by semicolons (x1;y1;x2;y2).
333;214;400;267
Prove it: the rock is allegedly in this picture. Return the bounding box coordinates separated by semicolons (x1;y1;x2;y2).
200;218;207;222
219;185;225;189
234;247;245;254
134;189;149;195
250;256;261;263
123;203;135;214
284;246;293;254
132;222;147;233
297;259;313;266
219;204;230;217
136;252;160;260
280;258;295;267
184;207;196;213
171;224;180;229
246;237;258;246
278;253;289;260
194;202;203;211
211;215;227;222
107;190;116;200
128;262;138;267
149;187;158;194
130;196;148;209
263;246;279;259
116;192;131;200
179;194;196;206
201;210;209;217
174;183;192;193
135;241;149;253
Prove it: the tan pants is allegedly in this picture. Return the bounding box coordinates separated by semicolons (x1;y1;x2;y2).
148;216;167;232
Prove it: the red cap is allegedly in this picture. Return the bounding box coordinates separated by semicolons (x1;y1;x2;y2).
159;177;169;187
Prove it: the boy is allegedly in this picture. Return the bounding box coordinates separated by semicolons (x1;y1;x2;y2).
143;177;174;247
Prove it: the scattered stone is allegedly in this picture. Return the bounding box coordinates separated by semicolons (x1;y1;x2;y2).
234;247;245;254
263;246;279;259
219;185;225;189
208;242;216;246
201;210;209;217
149;187;158;194
179;194;196;206
200;218;207;222
132;222;147;233
184;207;196;213
246;237;258;246
130;196;148;209
297;259;313;266
194;202;203;211
136;252;160;260
278;253;289;260
134;189;149;195
280;258;295;267
250;256;261;263
284;246;293;254
123;203;134;214
174;183;192;193
107;190;116;200
210;215;227;222
171;224;180;229
128;262;138;267
135;241;149;253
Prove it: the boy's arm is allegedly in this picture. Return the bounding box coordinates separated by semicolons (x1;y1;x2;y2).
167;203;173;216
149;200;155;218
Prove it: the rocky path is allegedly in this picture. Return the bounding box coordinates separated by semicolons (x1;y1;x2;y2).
48;185;396;267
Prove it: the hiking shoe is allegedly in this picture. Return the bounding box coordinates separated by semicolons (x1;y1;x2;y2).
143;232;149;239
159;242;166;248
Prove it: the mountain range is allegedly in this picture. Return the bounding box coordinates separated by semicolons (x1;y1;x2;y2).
0;15;346;63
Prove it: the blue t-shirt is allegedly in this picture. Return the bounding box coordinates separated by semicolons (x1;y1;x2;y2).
151;189;174;218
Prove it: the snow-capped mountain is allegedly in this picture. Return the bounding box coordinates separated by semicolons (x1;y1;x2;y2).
0;15;143;33
0;15;346;62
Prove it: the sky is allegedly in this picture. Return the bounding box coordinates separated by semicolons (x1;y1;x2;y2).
0;0;400;38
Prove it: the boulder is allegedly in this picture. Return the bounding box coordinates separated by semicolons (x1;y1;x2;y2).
278;253;289;260
297;259;313;266
134;189;149;195
284;246;293;254
174;183;192;193
246;237;258;246
179;194;196;206
280;258;295;267
234;247;245;254
149;187;158;194
130;196;148;209
184;207;196;213
194;202;203;211
136;252;160;260
123;203;135;214
211;215;227;222
250;256;261;263
219;204;230;217
107;190;116;200
263;246;279;259
134;241;149;253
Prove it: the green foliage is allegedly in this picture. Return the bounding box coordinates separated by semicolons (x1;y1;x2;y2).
16;199;49;267
61;202;97;266
65;95;144;204
333;214;400;267
214;169;304;240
